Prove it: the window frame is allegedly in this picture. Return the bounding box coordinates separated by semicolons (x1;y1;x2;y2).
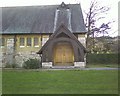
27;37;32;47
0;37;5;48
19;37;25;48
34;37;39;47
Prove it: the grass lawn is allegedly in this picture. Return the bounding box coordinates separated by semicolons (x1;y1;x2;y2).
2;69;118;94
0;69;2;95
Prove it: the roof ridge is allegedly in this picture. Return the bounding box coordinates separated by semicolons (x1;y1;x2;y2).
1;3;80;8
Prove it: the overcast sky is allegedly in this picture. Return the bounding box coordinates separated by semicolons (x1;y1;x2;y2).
0;0;119;37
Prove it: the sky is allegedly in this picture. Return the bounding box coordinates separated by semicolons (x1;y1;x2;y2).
0;0;119;37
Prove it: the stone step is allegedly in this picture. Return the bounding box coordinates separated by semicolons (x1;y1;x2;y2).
51;66;75;69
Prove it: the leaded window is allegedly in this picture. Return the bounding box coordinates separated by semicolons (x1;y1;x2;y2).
0;37;5;47
20;37;25;47
27;37;31;47
34;37;39;47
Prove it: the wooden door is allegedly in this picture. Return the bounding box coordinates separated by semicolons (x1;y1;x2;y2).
54;42;74;66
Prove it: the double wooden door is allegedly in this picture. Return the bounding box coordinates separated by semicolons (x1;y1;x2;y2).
54;42;74;66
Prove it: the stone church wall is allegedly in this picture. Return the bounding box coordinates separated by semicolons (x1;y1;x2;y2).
78;34;86;48
1;35;42;67
15;52;40;67
1;52;40;67
1;34;86;68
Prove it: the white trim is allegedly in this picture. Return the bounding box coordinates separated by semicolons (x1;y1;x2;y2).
67;9;72;31
20;46;25;48
42;37;49;46
53;9;59;32
34;45;39;47
27;46;32;47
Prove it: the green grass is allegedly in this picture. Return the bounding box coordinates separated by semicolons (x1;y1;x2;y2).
0;69;2;95
2;69;118;94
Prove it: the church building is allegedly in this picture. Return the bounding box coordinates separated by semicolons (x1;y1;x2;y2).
0;2;87;68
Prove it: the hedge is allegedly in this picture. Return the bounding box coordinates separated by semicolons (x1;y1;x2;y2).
23;58;40;69
86;53;118;64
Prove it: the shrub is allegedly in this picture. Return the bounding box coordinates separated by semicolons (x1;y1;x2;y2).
23;58;40;69
5;63;18;68
11;63;19;68
86;53;118;64
5;63;11;68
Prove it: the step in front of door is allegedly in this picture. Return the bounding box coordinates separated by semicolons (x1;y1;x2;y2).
52;66;75;69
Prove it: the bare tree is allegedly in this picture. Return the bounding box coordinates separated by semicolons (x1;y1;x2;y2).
84;0;113;51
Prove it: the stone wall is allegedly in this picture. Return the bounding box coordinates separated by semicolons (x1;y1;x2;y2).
0;49;3;67
15;52;40;67
1;38;15;67
1;51;40;67
42;62;52;68
78;34;86;47
74;62;86;68
6;38;15;64
1;34;86;68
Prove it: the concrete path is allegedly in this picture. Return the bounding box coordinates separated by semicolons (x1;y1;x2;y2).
41;67;120;70
82;68;119;70
2;67;120;71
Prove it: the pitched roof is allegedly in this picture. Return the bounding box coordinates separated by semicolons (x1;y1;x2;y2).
37;24;87;54
1;2;87;34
